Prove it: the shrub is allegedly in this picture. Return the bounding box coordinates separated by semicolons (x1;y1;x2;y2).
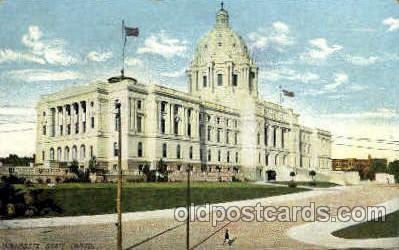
288;180;297;188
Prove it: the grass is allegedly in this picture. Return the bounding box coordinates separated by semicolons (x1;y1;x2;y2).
13;182;308;217
332;209;399;239
272;181;339;188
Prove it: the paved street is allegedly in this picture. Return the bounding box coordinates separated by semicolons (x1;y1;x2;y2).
1;184;398;249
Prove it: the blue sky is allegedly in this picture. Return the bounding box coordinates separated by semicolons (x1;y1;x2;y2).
0;0;398;159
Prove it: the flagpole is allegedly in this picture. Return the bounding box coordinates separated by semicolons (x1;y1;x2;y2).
122;19;126;78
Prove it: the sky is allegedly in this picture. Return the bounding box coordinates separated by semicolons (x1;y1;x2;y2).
0;0;398;160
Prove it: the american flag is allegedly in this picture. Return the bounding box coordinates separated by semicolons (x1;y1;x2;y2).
282;89;295;97
125;27;139;37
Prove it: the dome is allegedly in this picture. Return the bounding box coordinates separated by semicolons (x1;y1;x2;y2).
192;8;252;66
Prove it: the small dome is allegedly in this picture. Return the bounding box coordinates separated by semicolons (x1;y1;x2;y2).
192;7;252;66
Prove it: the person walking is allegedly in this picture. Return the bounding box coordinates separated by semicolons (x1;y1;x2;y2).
223;229;230;245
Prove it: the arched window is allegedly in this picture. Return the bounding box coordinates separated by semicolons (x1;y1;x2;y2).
64;146;70;161
80;145;86;161
176;144;181;159
50;148;55;161
138;142;143;157
162;143;167;158
57;147;62;161
72;145;77;161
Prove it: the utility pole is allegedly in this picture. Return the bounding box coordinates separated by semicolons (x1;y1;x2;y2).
186;164;191;250
115;100;123;250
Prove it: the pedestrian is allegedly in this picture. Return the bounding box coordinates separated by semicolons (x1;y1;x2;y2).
223;229;230;245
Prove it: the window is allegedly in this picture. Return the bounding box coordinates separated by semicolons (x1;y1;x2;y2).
115;114;119;131
217;129;221;143
235;152;238;163
80;145;86;161
161;101;167;113
200;148;203;161
227;151;230;163
43;111;46;117
137;100;142;110
203;75;207;87
207;149;211;162
43;125;46;135
114;142;118;157
174;120;179;135
216;117;220;124
90;101;94;107
50;148;54;161
67;124;71;135
281;129;285;148
91;117;95;128
217;74;223;86
273;127;277;147
189;146;193;159
226;131;230;144
232;74;238;86
234;132;238;145
42;151;45;161
160;118;166;134
264;126;268;146
207;126;212;141
137;115;142;133
218;150;221;162
59;125;63;136
187;123;191;136
82;121;86;133
75;122;79;134
249;71;255;92
90;145;93;158
258;153;261;163
57;147;62;161
64;147;69;161
138;142;143;157
257;133;260;145
176;145;181;159
265;154;269;166
72;146;77;161
162;143;167;158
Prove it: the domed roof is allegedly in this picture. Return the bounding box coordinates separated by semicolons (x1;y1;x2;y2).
192;7;252;66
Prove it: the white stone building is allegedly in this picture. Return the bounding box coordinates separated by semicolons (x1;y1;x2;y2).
35;6;332;181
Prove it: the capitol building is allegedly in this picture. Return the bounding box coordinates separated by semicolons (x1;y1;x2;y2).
35;6;332;182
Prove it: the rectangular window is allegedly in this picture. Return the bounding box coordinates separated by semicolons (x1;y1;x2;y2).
234;132;238;145
217;129;221;143
273;127;277;147
203;76;207;87
59;125;63;136
43;125;46;135
187;123;191;137
161;118;166;134
226;131;230;144
217;74;223;86
115;114;119;131
67;124;71;135
232;74;238;86
82;121;86;133
90;145;93;158
137;100;142;110
75;123;79;134
137;115;142;133
91;117;95;128
207;126;212;141
114;142;118;157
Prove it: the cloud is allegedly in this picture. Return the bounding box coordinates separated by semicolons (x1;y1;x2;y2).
301;38;342;61
6;69;81;82
347;55;378;66
0;49;46;64
382;17;399;32
125;57;143;66
248;21;294;50
160;68;186;78
324;73;348;91
261;67;319;83
86;51;113;62
21;26;77;65
137;31;187;58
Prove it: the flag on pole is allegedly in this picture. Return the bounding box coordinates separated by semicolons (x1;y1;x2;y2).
125;27;139;37
282;89;295;97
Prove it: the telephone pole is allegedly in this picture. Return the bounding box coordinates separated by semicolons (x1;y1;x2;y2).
115;100;123;250
186;164;191;250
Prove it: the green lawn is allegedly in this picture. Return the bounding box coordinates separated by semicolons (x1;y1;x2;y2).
332;210;399;239
273;181;339;188
14;182;308;217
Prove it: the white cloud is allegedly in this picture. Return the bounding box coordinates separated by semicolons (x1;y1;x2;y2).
21;26;77;65
125;57;143;66
0;26;77;65
86;51;113;62
0;49;46;64
382;17;399;32
6;69;81;82
347;55;378;66
160;68;186;78
137;32;187;58
261;67;319;83
324;73;348;91
248;21;294;50
301;38;342;61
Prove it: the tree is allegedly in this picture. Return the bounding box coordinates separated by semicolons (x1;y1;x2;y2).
388;160;399;183
309;170;316;181
290;171;296;181
88;156;98;174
